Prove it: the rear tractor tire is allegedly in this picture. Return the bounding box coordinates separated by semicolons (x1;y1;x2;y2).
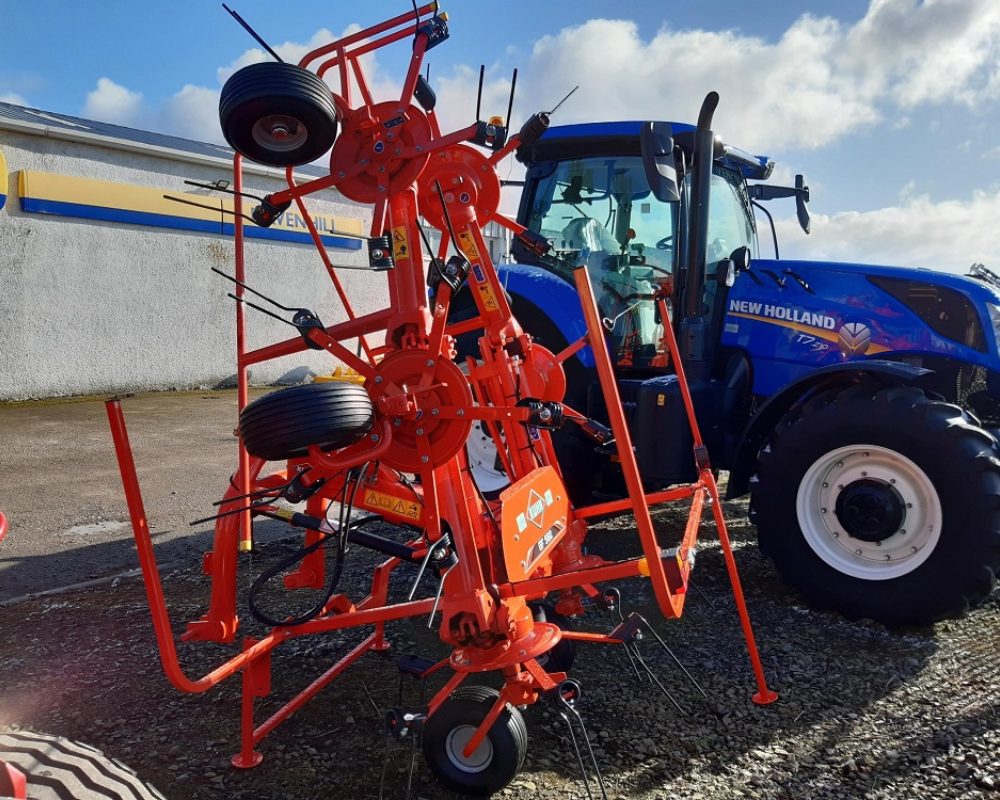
751;384;1000;627
0;731;166;800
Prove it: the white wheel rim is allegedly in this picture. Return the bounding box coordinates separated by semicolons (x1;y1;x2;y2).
466;420;509;492
795;444;942;580
445;725;494;773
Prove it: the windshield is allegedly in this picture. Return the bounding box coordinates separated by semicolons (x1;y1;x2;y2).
525;155;677;362
523;154;755;367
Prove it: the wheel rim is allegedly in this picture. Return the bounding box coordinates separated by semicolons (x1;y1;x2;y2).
444;725;494;773
795;444;942;580
251;114;308;152
466;420;509;493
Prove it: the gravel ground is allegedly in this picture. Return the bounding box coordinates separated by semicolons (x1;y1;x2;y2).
1;495;998;800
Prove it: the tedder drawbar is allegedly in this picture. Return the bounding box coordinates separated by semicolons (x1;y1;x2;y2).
107;4;777;796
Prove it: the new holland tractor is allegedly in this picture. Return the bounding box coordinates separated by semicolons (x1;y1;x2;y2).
451;98;1000;629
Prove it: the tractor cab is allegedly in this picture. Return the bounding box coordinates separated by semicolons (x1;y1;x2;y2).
512;120;764;373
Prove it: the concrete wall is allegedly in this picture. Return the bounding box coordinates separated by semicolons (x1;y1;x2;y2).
0;130;386;400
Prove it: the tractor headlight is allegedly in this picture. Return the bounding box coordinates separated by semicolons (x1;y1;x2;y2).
988;303;1000;348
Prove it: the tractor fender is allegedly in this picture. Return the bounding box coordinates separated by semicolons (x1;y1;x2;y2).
500;264;595;367
725;359;932;498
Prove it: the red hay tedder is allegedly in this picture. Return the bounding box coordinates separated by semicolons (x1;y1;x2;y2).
104;4;778;796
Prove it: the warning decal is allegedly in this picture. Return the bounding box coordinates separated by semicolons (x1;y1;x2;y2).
362;488;421;521
392;225;409;261
457;229;480;260
477;283;499;312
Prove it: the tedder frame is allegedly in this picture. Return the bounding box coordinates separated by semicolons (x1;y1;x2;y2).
106;3;777;794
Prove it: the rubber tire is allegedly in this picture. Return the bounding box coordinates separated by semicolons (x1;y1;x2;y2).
751;384;1000;627
422;686;527;797
449;288;601;505
531;603;577;674
0;731;166;800
219;62;338;166
239;382;374;461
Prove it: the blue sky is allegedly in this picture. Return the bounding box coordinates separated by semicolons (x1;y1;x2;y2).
2;0;999;272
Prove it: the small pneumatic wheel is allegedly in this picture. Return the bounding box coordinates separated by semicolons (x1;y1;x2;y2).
422;686;527;796
219;62;339;166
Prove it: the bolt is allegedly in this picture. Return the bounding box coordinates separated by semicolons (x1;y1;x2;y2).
821;507;827;514
833;532;840;538
394;418;402;427
361;159;369;166
416;428;425;436
416;145;423;152
519;649;527;656
884;554;891;561
861;471;868;477
370;433;380;442
514;534;519;542
900;529;906;535
459;192;471;204
855;549;862;555
387;132;395;141
375;376;383;384
890;478;896;484
863;451;870;457
337;170;346;178
912;546;918;552
875;540;881;546
378;186;386;192
431;408;439;416
421;455;429;464
394;148;401;156
822;482;829;488
457;409;465;417
906;503;912;508
838;484;845;490
836;461;844;468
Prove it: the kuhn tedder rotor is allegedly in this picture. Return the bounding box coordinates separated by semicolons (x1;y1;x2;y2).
107;4;777;796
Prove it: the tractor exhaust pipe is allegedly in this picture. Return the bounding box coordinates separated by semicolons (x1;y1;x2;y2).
680;91;718;382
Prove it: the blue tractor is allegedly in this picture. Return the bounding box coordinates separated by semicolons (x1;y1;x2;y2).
451;93;1000;628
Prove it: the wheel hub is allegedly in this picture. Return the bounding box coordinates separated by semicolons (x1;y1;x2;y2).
834;478;905;543
252;115;307;152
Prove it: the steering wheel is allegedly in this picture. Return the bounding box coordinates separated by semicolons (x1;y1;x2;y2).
655;235;673;250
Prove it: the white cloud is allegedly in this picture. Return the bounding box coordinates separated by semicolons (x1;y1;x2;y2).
83;77;142;126
776;189;1000;272
0;92;28;106
160;85;223;144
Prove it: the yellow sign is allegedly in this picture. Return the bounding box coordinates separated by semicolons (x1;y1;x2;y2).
457;229;479;260
392;224;410;261
363;488;421;521
477;283;499;312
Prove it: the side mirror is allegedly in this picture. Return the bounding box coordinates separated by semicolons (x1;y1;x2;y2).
640;122;680;204
795;174;811;235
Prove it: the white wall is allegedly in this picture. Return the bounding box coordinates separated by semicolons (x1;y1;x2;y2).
0;130;387;400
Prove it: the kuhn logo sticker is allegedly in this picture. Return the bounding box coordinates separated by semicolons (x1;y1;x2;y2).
526;489;545;529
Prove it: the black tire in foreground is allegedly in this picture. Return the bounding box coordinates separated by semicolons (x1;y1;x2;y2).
0;731;166;800
219;62;338;166
239;382;374;461
751;384;1000;627
422;686;528;796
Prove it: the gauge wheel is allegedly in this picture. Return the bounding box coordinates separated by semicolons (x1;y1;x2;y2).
751;384;1000;627
422;686;527;797
219;62;338;166
239;382;374;461
0;731;166;800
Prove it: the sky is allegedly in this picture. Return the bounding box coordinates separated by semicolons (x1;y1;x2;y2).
2;0;999;273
